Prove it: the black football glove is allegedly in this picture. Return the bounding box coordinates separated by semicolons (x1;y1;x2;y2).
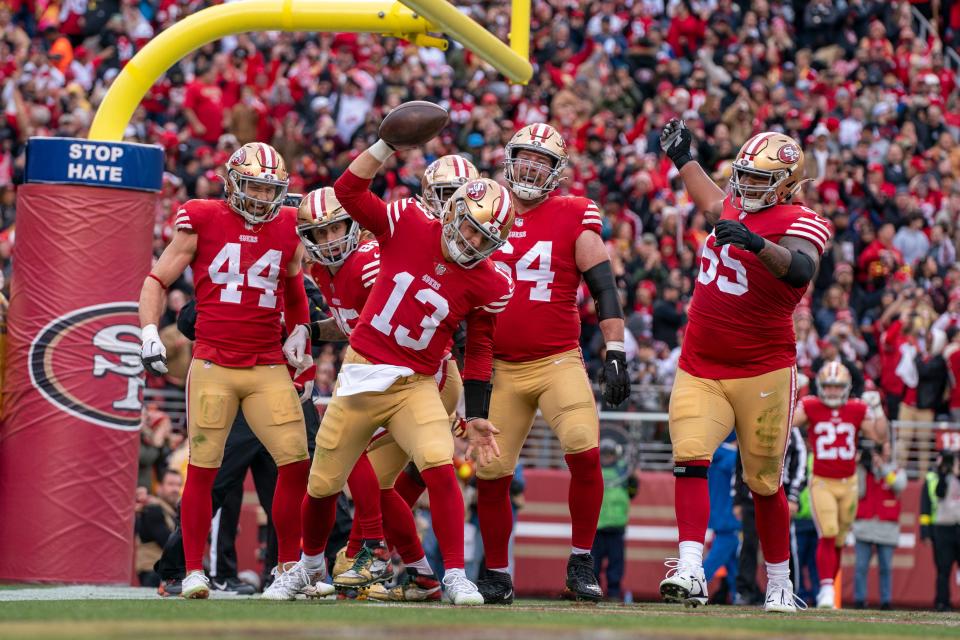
714;220;765;253
659;119;693;169
599;349;630;407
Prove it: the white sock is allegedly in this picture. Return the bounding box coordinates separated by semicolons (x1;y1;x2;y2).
444;567;465;581
489;566;510;574
571;546;592;555
301;551;325;573
679;541;704;567
407;556;432;576
766;559;790;584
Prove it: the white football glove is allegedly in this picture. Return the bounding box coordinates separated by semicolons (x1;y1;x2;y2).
140;324;168;376
282;324;311;370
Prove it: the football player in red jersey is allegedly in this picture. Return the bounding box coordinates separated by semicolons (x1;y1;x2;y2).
658;120;833;612
295;132;514;606
474;123;631;604
793;363;887;609
294;171;475;601
138;142;321;600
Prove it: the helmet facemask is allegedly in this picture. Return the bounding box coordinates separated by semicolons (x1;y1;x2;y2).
297;216;360;266
819;382;851;408
227;171;288;225
423;182;462;218
505;147;565;201
441;197;507;269
730;164;784;213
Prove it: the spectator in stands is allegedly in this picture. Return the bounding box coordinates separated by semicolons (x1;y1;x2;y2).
853;441;906;610
138;403;172;489
651;283;684;349
135;469;181;587
897;325;947;474
920;448;960;611
592;439;638;602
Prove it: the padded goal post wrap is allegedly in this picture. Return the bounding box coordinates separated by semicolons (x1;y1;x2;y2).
0;137;161;583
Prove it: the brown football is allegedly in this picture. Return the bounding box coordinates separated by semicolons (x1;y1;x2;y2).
378;101;450;149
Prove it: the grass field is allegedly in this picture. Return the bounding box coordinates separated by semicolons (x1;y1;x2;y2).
1;596;959;640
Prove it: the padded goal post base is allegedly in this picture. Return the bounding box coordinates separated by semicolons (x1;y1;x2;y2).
0;137;161;583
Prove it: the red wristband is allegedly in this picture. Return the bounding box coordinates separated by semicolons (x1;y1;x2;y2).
148;273;168;290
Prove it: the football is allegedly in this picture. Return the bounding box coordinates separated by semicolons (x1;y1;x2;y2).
378;101;450;149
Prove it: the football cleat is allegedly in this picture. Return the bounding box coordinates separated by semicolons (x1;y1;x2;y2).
563;553;603;602
262;561;333;601
816;583;835;610
332;546;355;580
211;576;257;596
476;569;514;605
765;577;807;613
366;568;442;602
157;578;182;598
659;559;708;607
181;571;210;599
333;544;394;589
442;571;484;606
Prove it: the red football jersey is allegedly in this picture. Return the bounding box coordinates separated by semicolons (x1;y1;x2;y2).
801;395;868;478
309;240;380;336
334;171;514;377
680;197;832;379
174;199;300;367
492;195;602;361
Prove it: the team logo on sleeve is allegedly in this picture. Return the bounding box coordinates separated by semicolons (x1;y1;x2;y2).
777;144;801;164
465;180;487;201
28;302;144;431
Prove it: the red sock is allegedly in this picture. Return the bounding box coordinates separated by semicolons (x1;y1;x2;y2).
753;487;791;564
419;465;465;570
477;476;514;569
565;448;604;550
394;467;425;507
674;460;711;543
181;464;219;573
273;459;310;565
300;493;338;557
816;537;838;583
380;488;425;564
345;453;383;555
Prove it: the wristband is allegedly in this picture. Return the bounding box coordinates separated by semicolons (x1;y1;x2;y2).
606;341;625;353
369;139;396;164
671;153;692;170
147;273;168;290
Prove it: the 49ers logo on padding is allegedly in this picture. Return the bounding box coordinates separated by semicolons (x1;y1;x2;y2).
29;302;144;431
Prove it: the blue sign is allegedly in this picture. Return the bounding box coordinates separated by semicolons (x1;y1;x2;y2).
25;137;164;193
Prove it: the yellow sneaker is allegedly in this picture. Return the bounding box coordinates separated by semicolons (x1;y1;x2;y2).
332;546;355;579
333;545;394;588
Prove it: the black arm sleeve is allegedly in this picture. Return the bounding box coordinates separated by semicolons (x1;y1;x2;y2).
780;250;816;288
582;261;623;321
463;379;493;421
176;299;197;341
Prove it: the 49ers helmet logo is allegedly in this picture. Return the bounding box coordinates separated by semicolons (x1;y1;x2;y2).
777;144;801;164
465;180;487;201
230;148;246;166
29;302;144;431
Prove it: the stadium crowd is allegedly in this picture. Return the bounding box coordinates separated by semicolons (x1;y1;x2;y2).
2;0;960;607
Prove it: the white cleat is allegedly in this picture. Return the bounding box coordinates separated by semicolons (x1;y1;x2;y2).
816;583;835;610
659;559;708;607
765;578;807;613
442;571;484;606
181;571;210;599
262;561;332;601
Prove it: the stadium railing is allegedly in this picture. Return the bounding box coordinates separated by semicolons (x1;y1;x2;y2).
143;387;957;478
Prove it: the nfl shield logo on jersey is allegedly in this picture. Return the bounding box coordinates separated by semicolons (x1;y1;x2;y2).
435;263;447;276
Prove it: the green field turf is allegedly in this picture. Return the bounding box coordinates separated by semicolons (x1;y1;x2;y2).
1;599;959;640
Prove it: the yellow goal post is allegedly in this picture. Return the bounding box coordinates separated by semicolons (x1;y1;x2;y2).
88;0;532;142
